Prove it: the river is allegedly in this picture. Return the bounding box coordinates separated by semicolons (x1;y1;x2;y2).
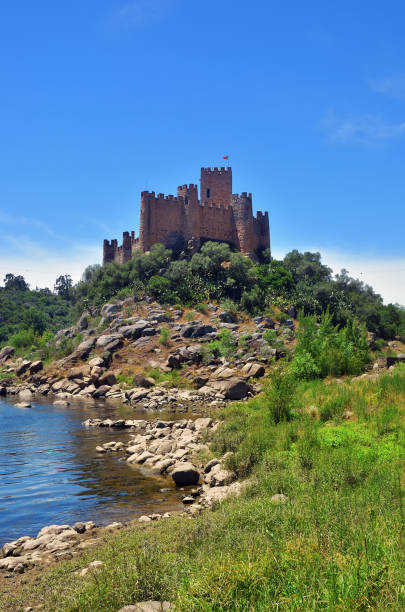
0;396;185;546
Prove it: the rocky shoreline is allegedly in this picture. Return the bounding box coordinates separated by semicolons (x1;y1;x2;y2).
0;413;242;576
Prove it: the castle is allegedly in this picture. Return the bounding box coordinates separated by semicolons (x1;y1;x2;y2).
103;167;270;264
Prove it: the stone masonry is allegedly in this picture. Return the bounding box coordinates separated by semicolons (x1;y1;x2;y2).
103;167;270;264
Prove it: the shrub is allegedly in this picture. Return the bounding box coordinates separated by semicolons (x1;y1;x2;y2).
204;328;237;362
289;350;320;380
293;311;370;378
240;286;266;314
264;363;298;423
159;325;171;345
194;303;208;313
147;276;174;303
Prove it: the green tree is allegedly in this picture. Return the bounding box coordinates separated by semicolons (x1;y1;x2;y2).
54;275;73;299
3;273;29;291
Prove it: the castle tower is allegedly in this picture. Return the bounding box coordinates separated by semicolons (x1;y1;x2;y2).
177;184;200;239
200;167;232;207
231;192;255;256
139;191;153;251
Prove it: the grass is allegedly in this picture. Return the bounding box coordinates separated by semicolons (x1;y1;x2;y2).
144;367;191;389
2;367;405;611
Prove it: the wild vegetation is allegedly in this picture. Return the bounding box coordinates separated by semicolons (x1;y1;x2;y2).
3;365;404;611
1;242;404;349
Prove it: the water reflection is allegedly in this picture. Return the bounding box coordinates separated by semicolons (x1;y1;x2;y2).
0;396;186;545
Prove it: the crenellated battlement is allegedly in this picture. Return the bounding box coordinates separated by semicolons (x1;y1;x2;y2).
103;165;270;263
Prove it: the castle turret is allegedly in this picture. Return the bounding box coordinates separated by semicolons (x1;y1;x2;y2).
139;191;153;251
200;167;232;207
177;184;200;239
231;192;254;255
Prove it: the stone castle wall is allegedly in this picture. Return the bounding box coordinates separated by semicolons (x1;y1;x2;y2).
103;167;270;264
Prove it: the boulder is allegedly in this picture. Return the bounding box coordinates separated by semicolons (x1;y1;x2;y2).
271;493;288;503
101;303;121;318
96;334;124;348
98;372;117;386
132;374;155;388
119;320;149;339
219;312;237;323
171;462;200;486
29;360;43;375
92;385;111;398
104;339;124;353
77;313;89;331
207;463;235;487
166;354;181;369
76;337;96;354
209;378;252;400
0;346;14;362
241;363;265;378
19;389;32;401
16;360;31;376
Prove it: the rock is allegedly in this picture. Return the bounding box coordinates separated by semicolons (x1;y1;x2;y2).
53;400;70;406
119;320;150;339
92;385;111;397
182;496;195;505
171;462;200;486
76;337;96;356
77;313;89;331
98;372;117;386
208;463;235;487
166;354;181;369
191;324;216;338
271;493;288;503
16;360;31;376
101;303;121;318
132;374;155;388
204;458;220;473
0;555;30;571
0;345;14;361
15;402;31;408
210;378;252;400
118;603;171;612
212;366;236;380
18;389;32;401
96;334;124;348
79;560;104;577
37;524;72;538
73;522;86;534
193;417;213;431
88;356;104;367
138;515;152;523
241;363;265;378
219;311;237;323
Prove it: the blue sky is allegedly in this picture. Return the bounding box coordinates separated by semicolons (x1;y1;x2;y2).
1;0;405;302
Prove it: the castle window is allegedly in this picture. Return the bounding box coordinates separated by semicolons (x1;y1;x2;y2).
206;188;210;198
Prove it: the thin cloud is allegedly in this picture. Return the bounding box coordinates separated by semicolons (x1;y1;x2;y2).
0;210;62;239
107;0;173;31
321;110;405;144
369;74;405;100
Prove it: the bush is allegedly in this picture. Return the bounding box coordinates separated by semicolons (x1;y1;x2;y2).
147;276;174;303
264;363;298;423
159;326;171;345
204;328;237;362
293;310;370;378
194;302;208;313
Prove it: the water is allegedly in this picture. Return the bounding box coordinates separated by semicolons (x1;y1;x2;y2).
0;396;185;545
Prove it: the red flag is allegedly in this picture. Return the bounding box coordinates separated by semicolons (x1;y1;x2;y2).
223;156;229;160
